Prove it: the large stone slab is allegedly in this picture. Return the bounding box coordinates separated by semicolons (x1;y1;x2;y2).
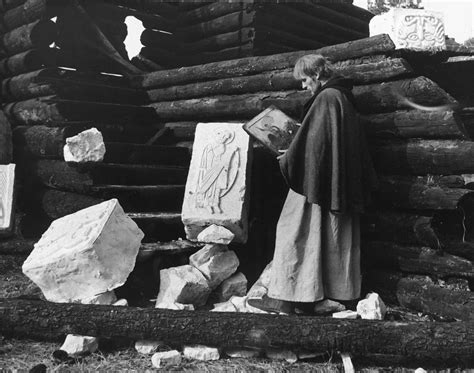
156;265;211;307
63;128;106;163
182;122;252;243
22;199;144;303
0;164;15;236
370;9;446;51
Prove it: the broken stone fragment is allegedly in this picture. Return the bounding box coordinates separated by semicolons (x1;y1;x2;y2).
190;245;239;289
22;199;144;303
182;122;252;244
313;299;345;315
151;350;182;368
135;340;163;355
357;292;387;320
211;300;237;312
212;272;247;302
79;291;117;305
155;265;211;307
155;301;195;311
183;345;220;361
60;335;98;357
196;225;235;245
189;244;227;266
225;348;261;358
265;348;298;363
113;299;128;306
332;310;358;319
64;128;106;163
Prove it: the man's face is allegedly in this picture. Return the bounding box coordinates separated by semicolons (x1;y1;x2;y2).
301;75;321;95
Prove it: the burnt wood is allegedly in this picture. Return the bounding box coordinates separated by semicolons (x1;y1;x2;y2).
0;48;56;77
140;29;178;50
179;27;255;54
179;2;244;24
1;0;60;32
0;0;25;12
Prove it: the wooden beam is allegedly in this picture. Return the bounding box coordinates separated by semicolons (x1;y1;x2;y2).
0;48;56;77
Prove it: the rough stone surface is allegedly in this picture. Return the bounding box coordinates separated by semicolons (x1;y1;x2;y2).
155;301;195;311
265;348;298;363
0;164;15;234
225;348;261;358
189;244;227;266
22;199;144;303
151;350;182;368
60;335;98;357
313;299;345;315
182;122;252;243
80;291;116;305
332;310;358;319
135;340;163;355
156;265;211;307
183;345;220;361
370;8;446;51
211;300;237;312
113;299;128;306
213;272;248;302
197;225;235;245
63;128;106;162
190;245;239;289
357;292;387;320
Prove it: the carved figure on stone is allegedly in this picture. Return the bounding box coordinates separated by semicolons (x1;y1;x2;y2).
397;14;444;49
195;129;240;214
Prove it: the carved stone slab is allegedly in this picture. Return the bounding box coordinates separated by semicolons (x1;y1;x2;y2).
370;9;446;51
22;199;144;303
182;123;252;243
0;164;15;236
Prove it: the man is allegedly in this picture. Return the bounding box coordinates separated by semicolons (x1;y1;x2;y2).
248;55;377;314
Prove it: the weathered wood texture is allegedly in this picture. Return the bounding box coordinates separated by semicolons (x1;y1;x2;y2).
365;270;474;322
135;34;395;88
0;298;473;365
0;111;13;164
0;0;59;32
0;48;56;77
179;2;244;24
179;27;255;54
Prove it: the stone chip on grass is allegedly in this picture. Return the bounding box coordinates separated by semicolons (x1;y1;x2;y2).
60;335;98;357
183;345;220;361
151;350;182;368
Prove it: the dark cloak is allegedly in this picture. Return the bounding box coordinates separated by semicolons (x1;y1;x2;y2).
279;76;377;213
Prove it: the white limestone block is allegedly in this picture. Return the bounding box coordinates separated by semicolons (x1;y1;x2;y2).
265;348;298;363
369;8;446;51
415;369;428;373
113;299;128;306
155;265;211;307
80;291;117;305
246;262;272;300
64;128;106;163
332;310;358;319
60;334;98;357
151;350;182;368
197;225;235;245
155;301;195;311
211;300;237;312
191;247;239;289
182;122;252;243
357;292;387;320
225;348;261;358
135;340;163;354
213;272;247;302
22;199;144;303
0;164;15;234
313;299;345;315
183;345;220;361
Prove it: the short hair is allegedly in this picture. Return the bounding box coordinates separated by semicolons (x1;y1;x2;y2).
293;54;333;81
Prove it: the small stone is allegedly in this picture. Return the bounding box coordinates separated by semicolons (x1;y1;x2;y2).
135;340;162;355
197;224;235;245
156;302;195;311
415;369;427;373
64;128;106;162
60;334;98;357
213;272;247;302
155;265;211;307
151;350;182;368
357;293;387;320
189;244;227;266
113;299;128;306
313;299;345;315
332;310;358;319
80;291;117;305
183;345;220;361
225;348;261;358
265;348;298;363
211;301;237;312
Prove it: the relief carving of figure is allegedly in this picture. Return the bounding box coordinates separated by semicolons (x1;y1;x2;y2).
397;14;445;48
195;129;240;214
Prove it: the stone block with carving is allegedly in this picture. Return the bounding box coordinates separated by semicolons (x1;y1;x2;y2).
369;9;446;51
182;122;252;243
0;164;15;236
22;199;144;303
63;128;106;163
156;265;211;307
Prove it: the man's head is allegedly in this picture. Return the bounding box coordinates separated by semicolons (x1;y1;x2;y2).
293;54;333;94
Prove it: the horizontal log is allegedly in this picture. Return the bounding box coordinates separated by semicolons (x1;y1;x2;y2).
147;57;413;102
140;45;180;68
324;2;375;23
135;34;396;88
362;241;474;279
375;175;474;210
179;27;255;54
0;48;56;77
365;270;474;322
0;111;13;164
140;29;177;49
254;24;327;51
179;2;244;24
3;97;158;126
1;298;473;365
372;140;474;175
131;54;164;72
438;238;474;261
185;43;254;66
103;143;190;166
1;0;60;32
0;0;25;12
139;239;203;260
0;20;57;57
363;110;469;140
